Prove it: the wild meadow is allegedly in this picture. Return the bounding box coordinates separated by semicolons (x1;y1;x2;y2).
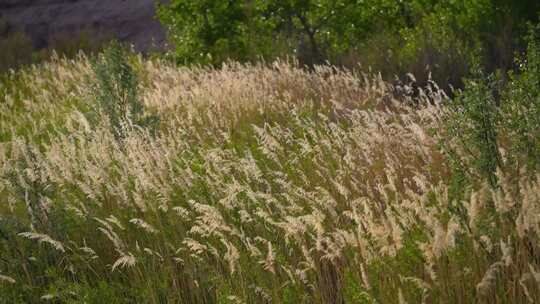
0;38;539;303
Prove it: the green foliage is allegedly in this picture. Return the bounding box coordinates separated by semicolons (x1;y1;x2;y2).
500;27;540;171
159;0;540;89
157;0;414;65
443;27;540;186
157;0;277;65
445;69;502;186
343;270;376;304
90;42;159;138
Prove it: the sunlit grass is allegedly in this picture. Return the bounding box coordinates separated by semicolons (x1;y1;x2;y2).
0;55;538;303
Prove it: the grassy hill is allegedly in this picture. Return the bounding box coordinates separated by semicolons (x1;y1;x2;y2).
0;48;538;303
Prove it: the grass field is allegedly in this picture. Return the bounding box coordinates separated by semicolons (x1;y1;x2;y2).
0;51;539;303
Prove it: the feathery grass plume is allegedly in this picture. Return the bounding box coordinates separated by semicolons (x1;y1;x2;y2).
476;261;503;298
40;294;56;301
112;252;136;271
221;239;240;274
0;274;16;284
129;218;158;234
18;232;65;253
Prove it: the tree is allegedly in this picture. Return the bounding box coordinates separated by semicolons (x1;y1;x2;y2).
158;0;366;65
158;0;540;88
158;0;274;64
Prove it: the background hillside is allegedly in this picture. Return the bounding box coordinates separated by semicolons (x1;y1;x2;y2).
0;0;166;65
0;0;166;51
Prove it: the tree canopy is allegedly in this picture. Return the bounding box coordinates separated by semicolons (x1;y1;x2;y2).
158;0;540;87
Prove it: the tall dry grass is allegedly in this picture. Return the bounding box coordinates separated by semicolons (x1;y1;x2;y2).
0;55;538;303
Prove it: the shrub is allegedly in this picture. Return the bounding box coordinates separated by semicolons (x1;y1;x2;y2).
90;42;159;138
442;25;540;186
500;27;540;171
444;68;502;186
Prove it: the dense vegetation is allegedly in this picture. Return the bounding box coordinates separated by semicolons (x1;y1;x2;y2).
158;0;540;89
0;1;539;303
0;34;538;302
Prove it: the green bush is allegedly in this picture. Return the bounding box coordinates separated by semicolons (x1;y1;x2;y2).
90;42;159;138
500;28;540;171
444;69;502;186
443;26;540;187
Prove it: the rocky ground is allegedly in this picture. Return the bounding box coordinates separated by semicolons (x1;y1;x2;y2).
0;0;167;52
